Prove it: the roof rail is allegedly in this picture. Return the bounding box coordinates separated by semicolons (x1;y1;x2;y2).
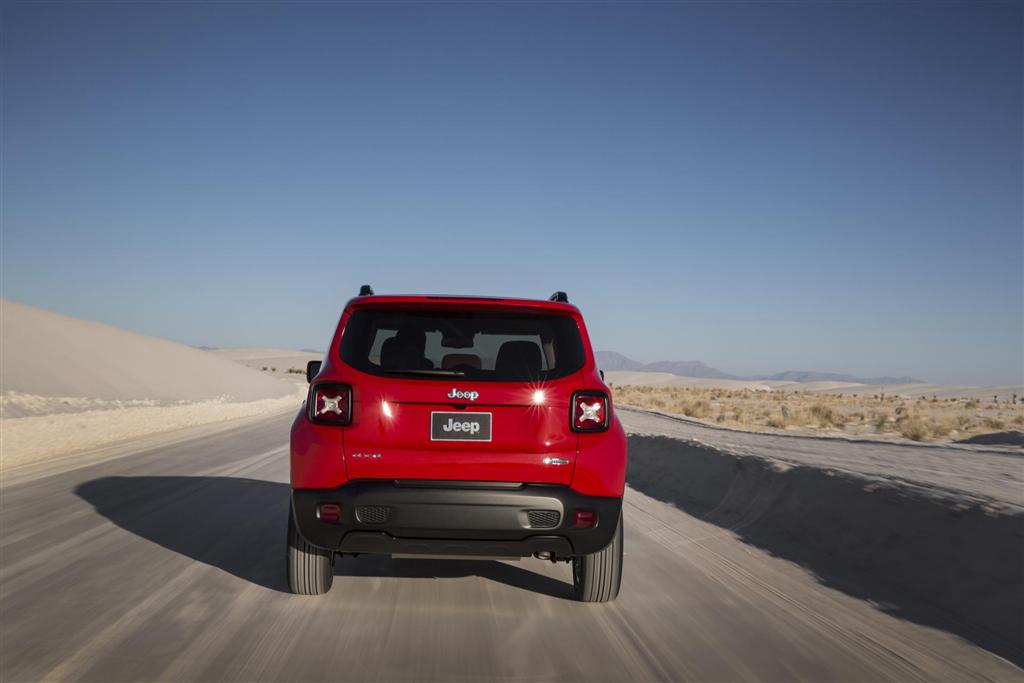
549;291;568;303
359;284;375;296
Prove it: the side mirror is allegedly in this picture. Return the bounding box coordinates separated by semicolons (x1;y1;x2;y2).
600;370;605;381
306;360;322;384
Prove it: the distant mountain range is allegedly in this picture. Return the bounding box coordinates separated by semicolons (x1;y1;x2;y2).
596;351;924;385
596;351;739;379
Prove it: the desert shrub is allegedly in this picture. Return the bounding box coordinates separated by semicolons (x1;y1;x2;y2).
809;404;845;428
809;404;833;426
899;418;928;441
928;418;953;439
262;366;268;371
610;383;984;442
983;417;1006;431
684;400;711;418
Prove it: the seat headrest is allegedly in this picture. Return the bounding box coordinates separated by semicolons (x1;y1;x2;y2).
379;337;404;370
495;341;542;380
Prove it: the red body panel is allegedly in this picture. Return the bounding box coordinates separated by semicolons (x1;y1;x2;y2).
290;295;626;498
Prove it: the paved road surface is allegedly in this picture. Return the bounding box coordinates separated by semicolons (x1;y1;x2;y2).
2;411;1021;682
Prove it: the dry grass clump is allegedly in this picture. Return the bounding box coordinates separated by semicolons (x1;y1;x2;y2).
610;384;1023;443
897;417;929;441
809;404;846;428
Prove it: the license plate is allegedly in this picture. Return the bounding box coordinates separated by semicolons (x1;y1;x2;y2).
430;411;492;442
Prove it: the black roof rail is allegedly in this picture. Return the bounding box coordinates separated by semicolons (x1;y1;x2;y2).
549;291;568;303
359;284;375;296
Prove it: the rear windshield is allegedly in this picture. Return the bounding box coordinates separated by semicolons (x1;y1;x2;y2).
340;309;585;382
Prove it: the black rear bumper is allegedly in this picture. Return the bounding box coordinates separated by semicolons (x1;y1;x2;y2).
291;480;622;559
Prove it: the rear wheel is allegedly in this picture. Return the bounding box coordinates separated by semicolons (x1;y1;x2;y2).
286;506;334;595
572;513;623;602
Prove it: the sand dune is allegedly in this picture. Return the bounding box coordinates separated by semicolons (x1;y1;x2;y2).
2;300;294;405
607;370;1022;401
1;300;302;464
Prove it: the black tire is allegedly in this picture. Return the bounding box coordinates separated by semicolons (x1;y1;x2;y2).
572;512;623;602
286;506;334;595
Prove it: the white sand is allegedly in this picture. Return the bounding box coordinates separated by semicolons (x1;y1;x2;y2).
1;300;304;466
211;347;321;375
1;300;295;402
1;388;304;469
606;370;1023;401
605;371;777;391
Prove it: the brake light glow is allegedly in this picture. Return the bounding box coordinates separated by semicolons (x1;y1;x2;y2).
309;383;352;425
571;391;609;432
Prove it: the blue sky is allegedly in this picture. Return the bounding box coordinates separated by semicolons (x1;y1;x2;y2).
2;1;1020;386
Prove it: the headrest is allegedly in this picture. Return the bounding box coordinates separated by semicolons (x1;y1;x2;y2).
379;337;404;370
495;341;542;379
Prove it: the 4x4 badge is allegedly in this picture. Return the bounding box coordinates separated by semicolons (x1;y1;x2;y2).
447;388;479;401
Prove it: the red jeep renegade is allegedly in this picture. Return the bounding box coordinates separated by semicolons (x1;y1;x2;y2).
288;287;627;601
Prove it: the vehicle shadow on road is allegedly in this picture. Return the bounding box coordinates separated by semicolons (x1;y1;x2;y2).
74;475;573;599
76;476;291;592
334;554;574;599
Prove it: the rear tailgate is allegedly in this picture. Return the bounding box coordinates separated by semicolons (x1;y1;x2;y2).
343;374;581;483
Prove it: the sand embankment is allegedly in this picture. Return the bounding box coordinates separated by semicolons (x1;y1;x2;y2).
625;421;1024;663
1;300;302;466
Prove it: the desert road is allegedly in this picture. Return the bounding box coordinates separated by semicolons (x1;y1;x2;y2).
2;410;1021;682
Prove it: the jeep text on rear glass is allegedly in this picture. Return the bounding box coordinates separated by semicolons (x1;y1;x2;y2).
288;287;627;601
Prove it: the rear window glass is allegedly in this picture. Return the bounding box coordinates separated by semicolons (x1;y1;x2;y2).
340;309;585;382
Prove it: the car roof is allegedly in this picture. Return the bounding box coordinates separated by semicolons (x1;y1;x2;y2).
344;294;580;314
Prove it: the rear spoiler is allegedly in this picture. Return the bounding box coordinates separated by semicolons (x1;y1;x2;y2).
358;285;569;304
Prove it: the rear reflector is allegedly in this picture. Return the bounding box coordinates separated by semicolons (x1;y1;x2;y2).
316;503;342;523
574;509;597;529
